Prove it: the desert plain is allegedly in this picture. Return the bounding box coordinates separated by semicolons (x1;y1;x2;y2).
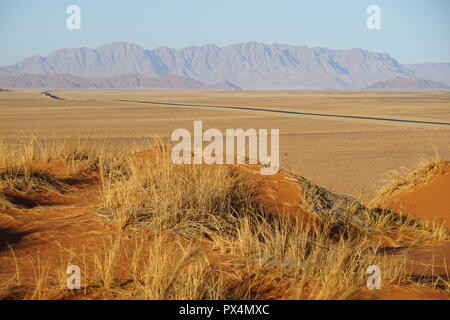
1;90;450;198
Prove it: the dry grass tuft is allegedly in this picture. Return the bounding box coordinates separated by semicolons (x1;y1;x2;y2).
370;155;448;208
99;139;257;233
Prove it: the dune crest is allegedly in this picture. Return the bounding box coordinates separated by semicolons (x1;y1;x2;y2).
375;161;450;228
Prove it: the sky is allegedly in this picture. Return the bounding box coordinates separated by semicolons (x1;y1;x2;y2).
0;0;449;66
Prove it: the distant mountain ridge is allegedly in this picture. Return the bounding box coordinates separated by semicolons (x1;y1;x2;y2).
0;42;448;89
0;73;240;90
405;63;450;86
365;76;449;91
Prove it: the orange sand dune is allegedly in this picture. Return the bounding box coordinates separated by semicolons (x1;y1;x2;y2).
383;165;450;228
234;164;316;224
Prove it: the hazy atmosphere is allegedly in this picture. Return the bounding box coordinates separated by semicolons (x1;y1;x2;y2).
0;0;449;65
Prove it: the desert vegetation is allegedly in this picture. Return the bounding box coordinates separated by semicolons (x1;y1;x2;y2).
0;135;448;300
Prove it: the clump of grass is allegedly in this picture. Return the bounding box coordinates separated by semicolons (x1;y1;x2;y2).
370;155;448;208
296;174;448;244
0;134;140;208
72;231;248;300
0;135;100;170
211;213;410;299
91;236;122;290
29;255;52;300
99;139;257;233
364;156;450;241
128;236;222;299
0;135;97;204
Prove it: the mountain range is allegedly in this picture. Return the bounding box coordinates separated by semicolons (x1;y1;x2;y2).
365;77;450;91
366;76;449;91
0;42;449;90
0;73;239;90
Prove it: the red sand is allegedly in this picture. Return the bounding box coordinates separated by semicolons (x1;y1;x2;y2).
383;167;450;228
236;164;318;224
356;284;449;300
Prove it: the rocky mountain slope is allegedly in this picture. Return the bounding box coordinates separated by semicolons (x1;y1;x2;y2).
1;42;448;89
0;73;240;90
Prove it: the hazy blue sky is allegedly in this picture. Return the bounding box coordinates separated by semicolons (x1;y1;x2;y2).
0;0;449;65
